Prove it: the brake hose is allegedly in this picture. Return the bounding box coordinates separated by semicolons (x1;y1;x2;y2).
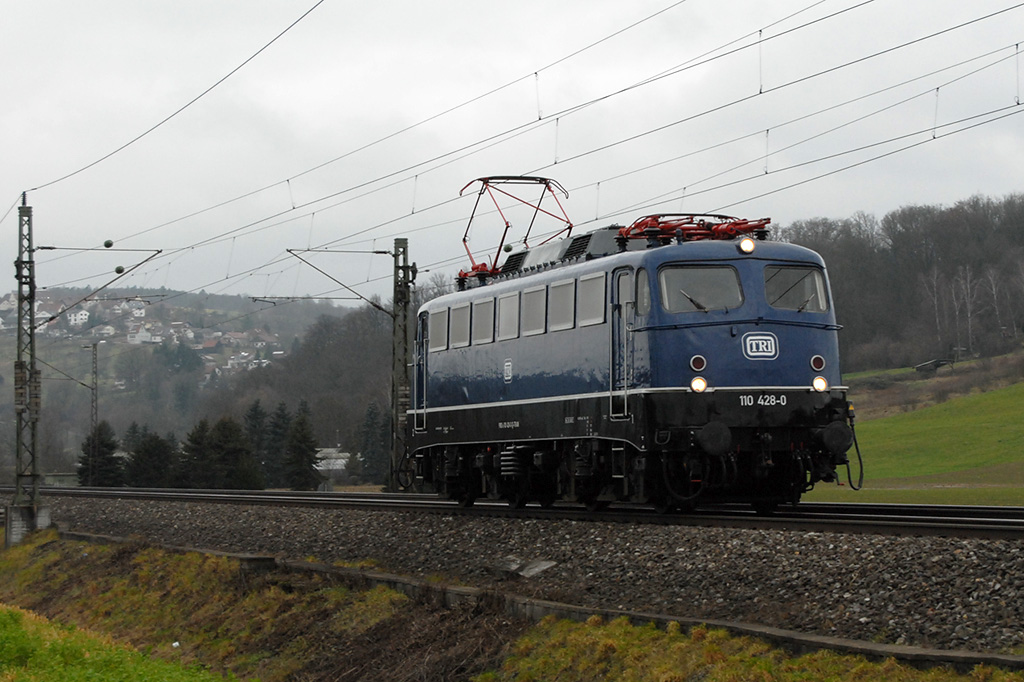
846;406;864;491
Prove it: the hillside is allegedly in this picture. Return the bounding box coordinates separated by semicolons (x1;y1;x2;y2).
0;288;360;475
845;350;1024;421
806;350;1024;504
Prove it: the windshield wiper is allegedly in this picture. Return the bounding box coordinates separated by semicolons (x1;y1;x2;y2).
796;294;817;313
679;289;709;312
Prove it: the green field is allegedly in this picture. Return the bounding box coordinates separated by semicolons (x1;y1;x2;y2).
805;380;1024;505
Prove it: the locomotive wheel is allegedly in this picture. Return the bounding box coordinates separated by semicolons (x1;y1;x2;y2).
508;490;528;509
752;499;779;515
456;490;477;508
506;477;530;509
584;498;610;512
661;455;702;511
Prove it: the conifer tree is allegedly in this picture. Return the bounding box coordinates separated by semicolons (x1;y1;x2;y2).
125;432;175;488
284;401;322;491
78;420;123;487
358;402;390;485
243;399;269;483
182;419;216;489
211;417;264;490
121;422;145;457
264;402;292;489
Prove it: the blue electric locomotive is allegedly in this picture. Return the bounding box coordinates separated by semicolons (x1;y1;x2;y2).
408;183;856;512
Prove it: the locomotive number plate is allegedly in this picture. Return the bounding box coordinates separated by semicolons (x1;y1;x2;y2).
739;394;788;407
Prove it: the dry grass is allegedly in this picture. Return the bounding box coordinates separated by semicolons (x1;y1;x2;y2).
847;350;1024;421
0;531;527;682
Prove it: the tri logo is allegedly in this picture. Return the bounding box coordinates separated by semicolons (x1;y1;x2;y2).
742;332;779;360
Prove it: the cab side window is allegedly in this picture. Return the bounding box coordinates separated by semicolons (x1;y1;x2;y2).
636;269;651;316
428;309;448;352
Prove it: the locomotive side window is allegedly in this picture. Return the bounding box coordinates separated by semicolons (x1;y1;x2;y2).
578;272;606;326
450;303;470;348
472;298;495;344
428;308;449;352
764;266;829;312
497;292;520;341
522;286;547;336
659;266;743;313
549;279;575;331
636;269;651;316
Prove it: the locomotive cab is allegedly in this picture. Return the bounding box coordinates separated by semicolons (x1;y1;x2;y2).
630;238;853;510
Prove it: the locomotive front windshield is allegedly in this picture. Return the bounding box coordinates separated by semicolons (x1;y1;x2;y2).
659;265;743;313
764;265;829;312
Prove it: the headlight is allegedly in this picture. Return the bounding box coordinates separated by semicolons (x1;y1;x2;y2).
812;376;828;392
738;237;756;254
690;376;708;393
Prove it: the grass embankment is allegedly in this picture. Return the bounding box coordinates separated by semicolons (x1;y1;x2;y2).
806;353;1024;505
0;531;415;681
476;616;1024;682
0;604;232;681
3;531;1024;682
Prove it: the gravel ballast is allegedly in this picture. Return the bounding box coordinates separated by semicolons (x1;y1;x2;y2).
47;497;1024;654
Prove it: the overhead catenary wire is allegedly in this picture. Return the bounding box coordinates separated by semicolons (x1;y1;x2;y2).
609;48;1023;214
298;22;1024;251
34;31;1021;300
573;41;1020;192
22;2;1024;312
20;0;876;290
39;97;1024;379
62;0;840;257
99;0;701;246
210;3;1024;250
24;0;329;194
366;100;1024;270
63;95;1017;365
705;106;1024;215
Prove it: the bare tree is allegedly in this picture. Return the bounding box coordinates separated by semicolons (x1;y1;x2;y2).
952;265;983;356
1012;259;1024;337
982;265;1005;337
415;270;455;306
919;265;946;346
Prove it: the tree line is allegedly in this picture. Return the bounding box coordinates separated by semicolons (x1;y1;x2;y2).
76;399;323;490
777;193;1024;371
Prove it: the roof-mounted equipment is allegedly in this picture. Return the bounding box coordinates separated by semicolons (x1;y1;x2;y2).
618;214;771;246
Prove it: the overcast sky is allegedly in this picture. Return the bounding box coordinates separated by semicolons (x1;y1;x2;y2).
2;0;1022;305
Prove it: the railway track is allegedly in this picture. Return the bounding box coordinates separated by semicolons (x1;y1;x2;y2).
13;486;1024;540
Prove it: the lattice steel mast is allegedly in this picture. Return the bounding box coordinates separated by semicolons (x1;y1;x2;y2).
389;237;416;491
7;194;49;546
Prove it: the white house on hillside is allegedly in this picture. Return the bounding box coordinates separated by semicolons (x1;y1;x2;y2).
67;309;90;327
